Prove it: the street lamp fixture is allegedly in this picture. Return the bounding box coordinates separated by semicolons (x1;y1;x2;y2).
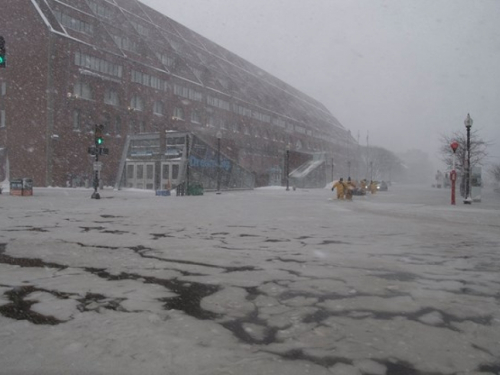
285;143;290;191
464;113;473;204
216;131;222;194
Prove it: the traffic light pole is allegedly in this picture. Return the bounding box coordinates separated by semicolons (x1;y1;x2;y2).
91;124;104;199
91;141;100;199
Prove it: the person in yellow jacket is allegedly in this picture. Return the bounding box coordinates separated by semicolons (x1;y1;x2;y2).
345;177;355;200
370;180;377;194
332;178;345;200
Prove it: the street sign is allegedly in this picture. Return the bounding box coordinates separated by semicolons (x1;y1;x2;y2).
93;162;103;171
88;147;109;155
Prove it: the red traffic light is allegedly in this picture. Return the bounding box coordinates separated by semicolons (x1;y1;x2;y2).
450;141;459;153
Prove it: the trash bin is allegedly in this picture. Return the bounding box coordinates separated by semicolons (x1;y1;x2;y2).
10;179;23;196
187;183;204;196
22;178;33;196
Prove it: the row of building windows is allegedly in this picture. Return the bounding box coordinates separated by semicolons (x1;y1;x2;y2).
54;10;94;35
72;52;317;136
132;70;168;91
173;84;203;102
75;52;123;78
71;81;318;138
87;0;114;20
156;52;175;68
207;95;230;111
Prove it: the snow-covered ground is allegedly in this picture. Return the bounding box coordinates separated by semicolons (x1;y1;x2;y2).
0;185;499;375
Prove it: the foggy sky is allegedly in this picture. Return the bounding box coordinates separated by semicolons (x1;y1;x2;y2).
141;0;500;168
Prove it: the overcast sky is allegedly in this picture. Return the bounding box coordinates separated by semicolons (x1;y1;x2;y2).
141;0;500;168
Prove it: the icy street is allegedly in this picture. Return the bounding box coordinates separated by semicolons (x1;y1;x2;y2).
0;185;499;375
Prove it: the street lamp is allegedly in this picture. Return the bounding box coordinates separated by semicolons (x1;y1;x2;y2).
331;158;334;182
450;141;459;205
464;114;473;204
216;130;222;194
370;161;373;181
348;161;351;178
285;143;290;191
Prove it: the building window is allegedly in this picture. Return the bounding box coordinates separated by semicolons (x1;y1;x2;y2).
111;34;139;54
172;164;179;180
104;89;119;106
153;101;163;116
156;52;174;67
207;115;215;128
139;121;145;133
173;107;184;120
103;113;111;134
0;110;5;128
130;20;150;37
115;115;122;134
73;82;93;100
130;95;144;111
191;109;201;124
72;109;81;130
87;1;114;20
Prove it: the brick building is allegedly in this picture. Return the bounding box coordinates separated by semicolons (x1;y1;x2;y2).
0;0;356;188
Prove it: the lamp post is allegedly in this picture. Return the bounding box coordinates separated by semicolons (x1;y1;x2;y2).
370;161;373;182
464;114;473;204
331;158;334;182
286;143;290;191
216;131;222;194
348;161;351;178
450;141;459;205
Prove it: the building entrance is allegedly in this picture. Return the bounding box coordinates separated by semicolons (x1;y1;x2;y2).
126;162;155;190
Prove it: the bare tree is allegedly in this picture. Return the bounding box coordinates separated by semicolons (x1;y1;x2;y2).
489;164;500;183
439;130;489;172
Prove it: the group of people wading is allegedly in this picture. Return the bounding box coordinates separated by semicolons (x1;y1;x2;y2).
331;177;378;200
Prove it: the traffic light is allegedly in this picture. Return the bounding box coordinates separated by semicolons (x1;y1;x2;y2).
0;36;6;68
95;124;104;145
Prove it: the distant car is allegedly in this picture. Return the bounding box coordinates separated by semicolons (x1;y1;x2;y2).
352;187;366;196
377;181;388;191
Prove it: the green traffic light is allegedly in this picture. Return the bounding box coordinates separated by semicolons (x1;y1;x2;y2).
97;138;103;145
0;56;4;64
